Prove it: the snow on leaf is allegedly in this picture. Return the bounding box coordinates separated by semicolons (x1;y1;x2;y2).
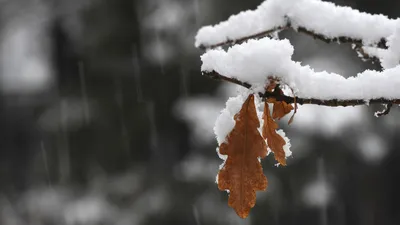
262;102;287;166
217;94;268;219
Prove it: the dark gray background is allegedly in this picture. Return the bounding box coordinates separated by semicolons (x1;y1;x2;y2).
0;0;400;224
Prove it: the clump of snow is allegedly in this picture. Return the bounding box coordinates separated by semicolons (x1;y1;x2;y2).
272;129;292;167
201;37;294;86
195;0;398;48
379;22;400;69
217;146;227;162
255;95;266;145
214;93;247;145
195;0;286;47
213;93;245;170
362;46;387;63
214;91;262;162
276;129;292;158
363;21;400;69
202;37;400;100
284;0;397;45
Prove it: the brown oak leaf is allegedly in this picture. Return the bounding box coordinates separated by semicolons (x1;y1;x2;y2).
267;88;294;120
218;94;268;219
262;102;287;166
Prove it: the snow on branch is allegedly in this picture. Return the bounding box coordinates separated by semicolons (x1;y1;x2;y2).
204;70;400;107
195;0;397;50
194;1;400;218
201;37;400;105
194;0;400;217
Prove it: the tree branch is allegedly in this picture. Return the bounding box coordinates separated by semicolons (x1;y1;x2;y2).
352;44;382;66
198;23;387;50
197;23;387;63
198;26;287;50
375;103;393;117
204;71;400;106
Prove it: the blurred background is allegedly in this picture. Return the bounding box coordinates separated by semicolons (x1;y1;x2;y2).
1;0;400;224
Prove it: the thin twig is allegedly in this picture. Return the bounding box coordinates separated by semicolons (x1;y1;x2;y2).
352;44;382;66
205;70;252;89
197;22;387;62
203;71;400;106
375;103;393;117
198;26;287;50
198;23;387;50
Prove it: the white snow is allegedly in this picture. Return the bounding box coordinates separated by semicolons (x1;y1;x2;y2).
214;93;247;145
276;129;292;158
202;38;294;93
201;37;400;100
367;22;400;69
384;24;400;68
195;0;286;47
195;0;398;48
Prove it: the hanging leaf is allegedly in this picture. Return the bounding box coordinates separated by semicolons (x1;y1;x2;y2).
218;94;268;219
270;99;294;120
262;102;287;165
267;87;294;120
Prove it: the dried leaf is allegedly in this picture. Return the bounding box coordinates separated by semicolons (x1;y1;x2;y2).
272;100;294;120
265;85;294;120
262;102;287;165
218;94;268;219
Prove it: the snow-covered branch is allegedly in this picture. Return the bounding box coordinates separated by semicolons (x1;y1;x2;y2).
197;24;386;52
204;70;400;107
195;0;396;49
202;37;400;97
195;0;400;67
197;23;383;63
194;0;400;217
